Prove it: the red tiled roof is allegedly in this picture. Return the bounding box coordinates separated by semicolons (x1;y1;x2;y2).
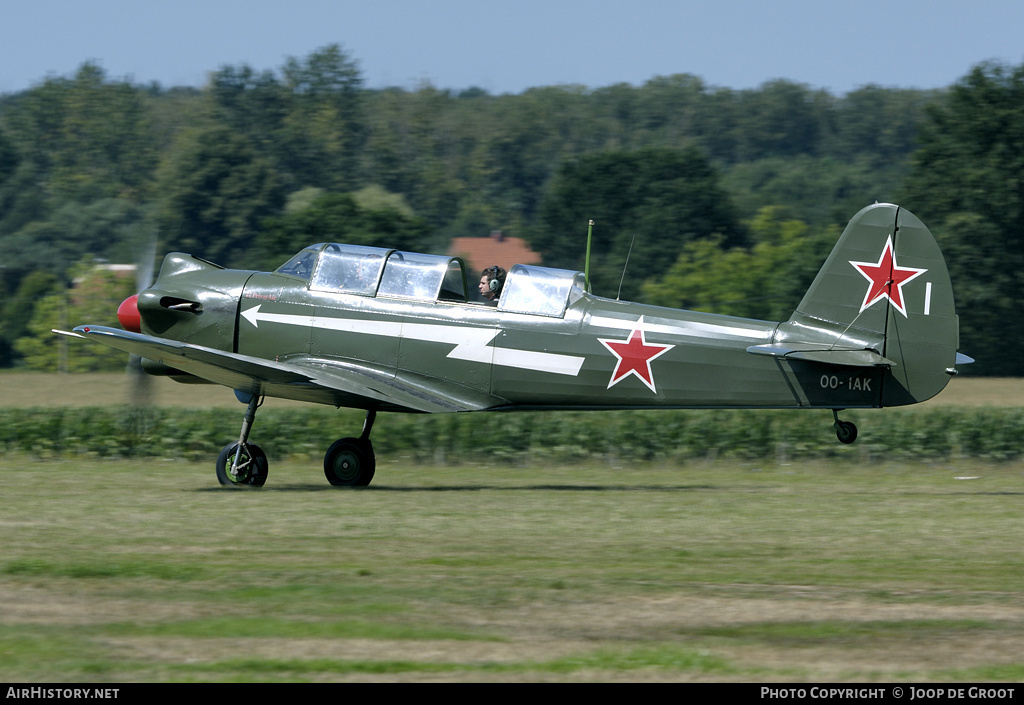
448;234;542;276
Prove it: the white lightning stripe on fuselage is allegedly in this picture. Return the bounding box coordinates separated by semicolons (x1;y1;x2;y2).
241;305;585;376
492;347;583;376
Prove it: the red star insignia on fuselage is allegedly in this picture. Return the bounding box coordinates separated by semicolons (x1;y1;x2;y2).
849;235;927;318
598;316;674;393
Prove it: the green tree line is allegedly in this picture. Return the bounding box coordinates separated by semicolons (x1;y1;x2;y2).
1;46;1020;373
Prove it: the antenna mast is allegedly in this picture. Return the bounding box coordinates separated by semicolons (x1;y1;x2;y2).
616;233;636;301
584;220;594;292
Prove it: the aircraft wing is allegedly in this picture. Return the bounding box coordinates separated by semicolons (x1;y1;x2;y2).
56;326;506;413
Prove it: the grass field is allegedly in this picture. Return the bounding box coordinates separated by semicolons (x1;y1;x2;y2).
2;373;1023;682
2;456;1024;682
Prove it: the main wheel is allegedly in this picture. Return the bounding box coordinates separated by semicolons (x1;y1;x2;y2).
835;420;858;445
324;437;375;487
216;442;268;487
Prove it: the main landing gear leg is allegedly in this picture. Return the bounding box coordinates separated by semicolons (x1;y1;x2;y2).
832;409;858;445
216;394;268;487
324;409;377;487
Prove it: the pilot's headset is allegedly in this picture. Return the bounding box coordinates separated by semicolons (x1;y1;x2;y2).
487;265;503;293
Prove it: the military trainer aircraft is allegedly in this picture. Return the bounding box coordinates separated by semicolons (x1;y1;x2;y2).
55;203;972;487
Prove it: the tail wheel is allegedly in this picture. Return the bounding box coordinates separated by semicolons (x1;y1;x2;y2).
324;437;376;487
216;442;268;487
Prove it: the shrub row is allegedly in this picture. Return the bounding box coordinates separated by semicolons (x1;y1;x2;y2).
2;406;1023;464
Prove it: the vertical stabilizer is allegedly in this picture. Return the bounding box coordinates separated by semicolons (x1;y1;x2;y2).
777;203;961;405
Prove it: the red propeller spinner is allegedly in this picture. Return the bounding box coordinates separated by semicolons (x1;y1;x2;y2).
117;294;142;333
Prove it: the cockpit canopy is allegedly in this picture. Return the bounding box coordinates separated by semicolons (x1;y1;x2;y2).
499;264;587;317
276;243;586;317
277;244;465;301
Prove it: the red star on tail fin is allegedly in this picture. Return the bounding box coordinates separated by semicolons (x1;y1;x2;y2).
849;236;927;317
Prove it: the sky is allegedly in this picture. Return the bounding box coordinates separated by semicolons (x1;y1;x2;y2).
1;0;1023;97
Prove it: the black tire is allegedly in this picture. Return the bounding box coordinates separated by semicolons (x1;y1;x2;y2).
216;442;268;487
835;420;858;445
324;437;375;487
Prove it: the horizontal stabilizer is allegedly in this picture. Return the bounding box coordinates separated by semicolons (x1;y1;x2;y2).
747;344;896;368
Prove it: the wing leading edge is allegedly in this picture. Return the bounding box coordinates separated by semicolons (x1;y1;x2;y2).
57;326;505;413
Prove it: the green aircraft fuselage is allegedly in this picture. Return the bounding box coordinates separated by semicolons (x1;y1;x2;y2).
233;278;868;411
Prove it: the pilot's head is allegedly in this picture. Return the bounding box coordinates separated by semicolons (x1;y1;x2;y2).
479;266;506;302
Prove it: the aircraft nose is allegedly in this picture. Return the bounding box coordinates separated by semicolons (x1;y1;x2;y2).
117;294;141;333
